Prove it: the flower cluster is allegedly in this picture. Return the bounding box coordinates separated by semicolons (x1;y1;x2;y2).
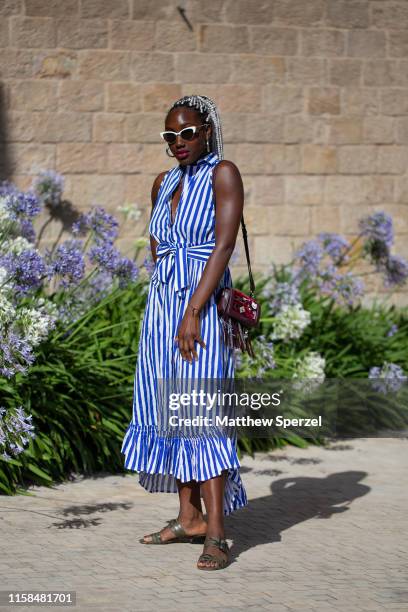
32;169;65;208
271;303;311;342
292;351;326;393
0;405;36;461
359;211;408;288
368;362;407;394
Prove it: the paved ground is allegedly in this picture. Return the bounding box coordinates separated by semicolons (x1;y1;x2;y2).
0;437;407;612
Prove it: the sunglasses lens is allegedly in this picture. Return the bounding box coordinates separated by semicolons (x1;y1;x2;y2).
162;132;176;144
180;127;195;141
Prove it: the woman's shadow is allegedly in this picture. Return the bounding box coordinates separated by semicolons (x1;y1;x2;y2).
226;469;370;562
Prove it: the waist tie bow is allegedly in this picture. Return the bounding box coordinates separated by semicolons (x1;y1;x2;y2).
151;239;216;298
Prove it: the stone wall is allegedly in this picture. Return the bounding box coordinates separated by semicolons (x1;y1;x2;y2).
1;0;408;304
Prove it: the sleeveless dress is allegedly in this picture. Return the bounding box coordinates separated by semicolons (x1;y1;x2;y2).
120;151;248;516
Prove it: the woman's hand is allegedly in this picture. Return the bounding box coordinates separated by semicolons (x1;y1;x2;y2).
174;309;206;363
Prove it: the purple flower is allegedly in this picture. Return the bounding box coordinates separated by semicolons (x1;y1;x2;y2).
386;324;398;338
369;362;407;394
114;257;139;288
0;249;47;295
318;233;350;264
46;239;86;289
88;243;121;272
32;170;64;208
19;219;36;243
267;280;301;314
359;211;394;247
5;191;42;220
143;254;155;276
317;265;365;306
294;240;324;276
72;206;119;246
0;329;36;378
0;180;19;197
382;255;408;288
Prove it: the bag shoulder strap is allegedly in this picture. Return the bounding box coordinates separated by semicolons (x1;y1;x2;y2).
213;161;256;297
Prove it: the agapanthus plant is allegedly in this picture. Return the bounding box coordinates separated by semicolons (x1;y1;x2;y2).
0;405;36;461
368;362;407;395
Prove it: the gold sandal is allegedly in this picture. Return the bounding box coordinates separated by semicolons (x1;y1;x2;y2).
197;535;230;570
140;518;206;545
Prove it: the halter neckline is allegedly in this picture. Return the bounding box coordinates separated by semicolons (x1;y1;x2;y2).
178;151;218;171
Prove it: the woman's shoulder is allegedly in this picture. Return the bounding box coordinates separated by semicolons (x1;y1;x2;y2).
213;158;242;183
151;169;171;208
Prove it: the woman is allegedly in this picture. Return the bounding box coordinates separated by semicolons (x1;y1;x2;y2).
121;95;247;571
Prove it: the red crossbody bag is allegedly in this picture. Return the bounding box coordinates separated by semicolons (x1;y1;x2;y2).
213;164;261;357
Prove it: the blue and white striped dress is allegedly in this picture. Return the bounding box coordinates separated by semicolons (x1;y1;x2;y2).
121;151;248;516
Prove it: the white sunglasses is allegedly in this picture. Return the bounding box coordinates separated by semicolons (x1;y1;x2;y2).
160;124;209;145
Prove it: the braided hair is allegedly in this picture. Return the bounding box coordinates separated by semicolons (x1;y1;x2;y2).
167;95;224;161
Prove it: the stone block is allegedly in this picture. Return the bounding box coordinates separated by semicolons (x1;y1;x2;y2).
308;88;341;115
59;81;104;112
377;145;408;174
263;85;303;114
388;31;408;58
329;59;362;86
57;143;107;173
327;117;364;144
380;89;408;115
10;16;56;47
285;175;325;205
363;60;403;87
225;0;274;25
303;145;337;174
80;0;129;19
326;0;369;29
3;142;55;174
106;83;142;113
249;27;298;55
142;84;182;112
363;116;394;144
337;145;377;173
231;55;287;85
36;112;92;143
93;114;126;143
57;17;108;49
78;50;130;81
131;52;174;82
198;24;250;53
126;114;163;143
301;29;345;56
9;80;58;111
155;20;196;52
287;58;326;85
0;0;22;16
311;206;341;233
371;1;408;29
25;0;78;17
106;143;144;174
132;0;180;21
347;30;386;57
175;53;232;84
342;87;379;115
34;50;77;78
0;49;34;78
264;144;301;174
252;175;285;206
274;0;325;27
111;20;155;51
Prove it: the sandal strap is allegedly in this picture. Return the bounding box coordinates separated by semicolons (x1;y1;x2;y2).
150;531;162;544
167;518;187;538
204;536;229;554
198;552;228;569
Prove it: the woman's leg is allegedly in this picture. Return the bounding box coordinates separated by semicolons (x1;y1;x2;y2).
197;470;228;568
141;479;207;543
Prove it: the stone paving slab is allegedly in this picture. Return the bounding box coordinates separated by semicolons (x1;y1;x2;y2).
0;437;407;612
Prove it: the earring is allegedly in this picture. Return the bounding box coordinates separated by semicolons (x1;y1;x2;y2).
206;139;210;152
166;146;175;158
